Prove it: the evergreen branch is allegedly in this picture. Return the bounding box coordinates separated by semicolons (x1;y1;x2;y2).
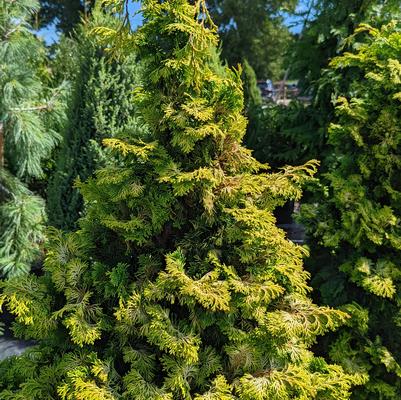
9;83;66;113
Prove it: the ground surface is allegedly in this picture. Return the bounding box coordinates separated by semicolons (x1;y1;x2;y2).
0;336;32;361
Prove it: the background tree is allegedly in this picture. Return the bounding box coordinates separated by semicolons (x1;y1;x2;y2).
300;22;401;399
244;101;323;169
47;6;146;231
208;0;296;79
0;0;359;398
36;0;96;33
0;0;65;278
241;59;262;112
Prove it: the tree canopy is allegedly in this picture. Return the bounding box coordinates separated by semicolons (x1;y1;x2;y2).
37;0;95;33
208;0;296;79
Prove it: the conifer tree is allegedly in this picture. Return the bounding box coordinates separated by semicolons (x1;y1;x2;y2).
0;0;65;278
300;22;401;399
47;7;146;231
244;102;323;169
292;0;401;97
256;1;401;179
241;59;262;113
0;1;359;398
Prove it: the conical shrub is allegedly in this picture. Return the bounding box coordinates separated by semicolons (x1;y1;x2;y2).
0;1;360;398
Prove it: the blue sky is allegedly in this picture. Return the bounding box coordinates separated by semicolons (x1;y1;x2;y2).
38;0;307;44
38;1;142;44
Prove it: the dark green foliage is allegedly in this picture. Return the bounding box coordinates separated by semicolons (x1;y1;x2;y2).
0;1;360;398
241;59;262;112
300;22;401;399
243;100;322;227
0;0;65;278
47;9;146;231
245;101;323;169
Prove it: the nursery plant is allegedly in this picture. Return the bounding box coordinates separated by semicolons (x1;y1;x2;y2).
0;1;360;398
300;21;401;399
47;6;146;231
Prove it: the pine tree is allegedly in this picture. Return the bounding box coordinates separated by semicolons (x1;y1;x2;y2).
0;1;359;398
47;7;146;231
300;21;401;399
0;0;65;278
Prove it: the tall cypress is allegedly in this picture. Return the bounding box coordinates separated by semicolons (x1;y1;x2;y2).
0;1;359;398
0;0;65;278
47;7;146;231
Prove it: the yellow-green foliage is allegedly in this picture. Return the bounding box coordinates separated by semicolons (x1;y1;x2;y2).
300;22;401;399
0;0;359;398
